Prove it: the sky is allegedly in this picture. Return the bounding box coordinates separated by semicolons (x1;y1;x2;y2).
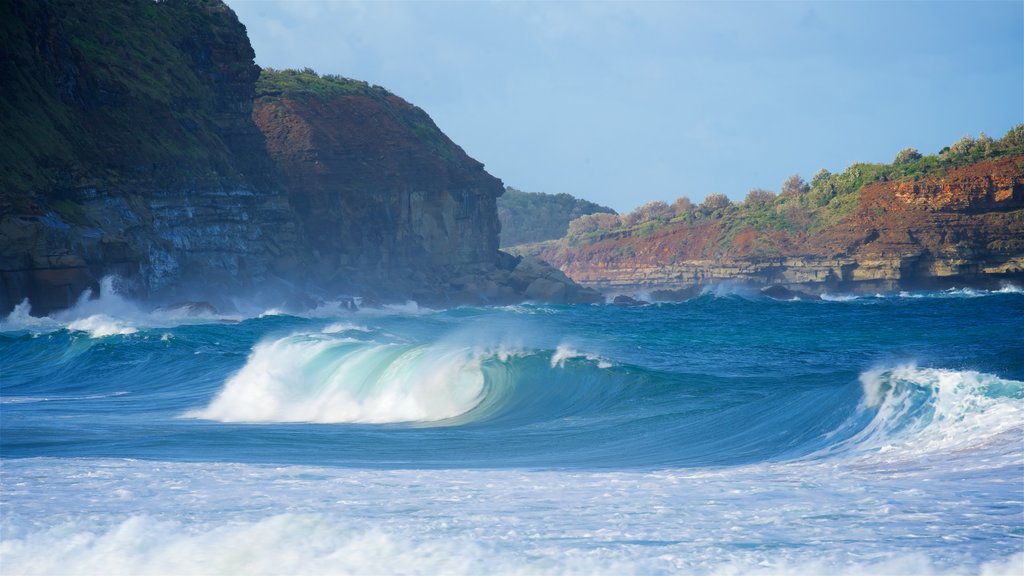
226;0;1023;213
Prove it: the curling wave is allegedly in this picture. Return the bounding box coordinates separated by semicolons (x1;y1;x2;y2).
819;364;1023;459
187;335;505;424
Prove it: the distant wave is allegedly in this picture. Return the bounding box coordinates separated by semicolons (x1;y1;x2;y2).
821;283;1023;302
0;277;235;337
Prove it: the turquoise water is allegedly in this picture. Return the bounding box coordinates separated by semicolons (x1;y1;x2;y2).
2;282;1022;574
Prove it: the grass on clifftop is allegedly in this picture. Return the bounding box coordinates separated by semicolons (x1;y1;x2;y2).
256;68;378;99
0;0;259;202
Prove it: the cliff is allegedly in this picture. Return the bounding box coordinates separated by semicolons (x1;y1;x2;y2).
0;0;597;314
251;69;503;302
525;146;1024;296
0;0;302;314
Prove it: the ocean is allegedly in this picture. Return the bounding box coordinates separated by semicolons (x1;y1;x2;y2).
1;279;1022;575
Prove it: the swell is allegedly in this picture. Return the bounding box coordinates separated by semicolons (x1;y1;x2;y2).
3;289;1022;468
183;329;1024;468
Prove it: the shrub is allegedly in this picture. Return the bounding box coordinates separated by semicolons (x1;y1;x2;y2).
699;193;732;217
781;174;809;197
744;188;776;207
810;168;831;189
635;200;673;222
893;147;922;165
948;135;976;157
672;196;694;218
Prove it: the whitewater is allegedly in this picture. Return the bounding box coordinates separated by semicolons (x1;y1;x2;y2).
1;280;1022;575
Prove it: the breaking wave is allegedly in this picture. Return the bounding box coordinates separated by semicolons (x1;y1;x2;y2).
816;365;1023;460
3;511;1021;576
186;336;501;424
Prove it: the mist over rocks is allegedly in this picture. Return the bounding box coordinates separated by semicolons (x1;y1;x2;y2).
0;0;594;315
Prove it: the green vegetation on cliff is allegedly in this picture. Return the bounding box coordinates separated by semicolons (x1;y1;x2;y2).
256;67;374;98
0;0;266;208
498;187;616;247
545;126;1024;259
256;68;464;164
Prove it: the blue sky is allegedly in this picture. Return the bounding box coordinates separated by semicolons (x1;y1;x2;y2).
227;1;1023;213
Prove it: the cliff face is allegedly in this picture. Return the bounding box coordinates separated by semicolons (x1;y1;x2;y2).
533;156;1024;294
252;74;502;297
0;1;596;314
0;0;303;314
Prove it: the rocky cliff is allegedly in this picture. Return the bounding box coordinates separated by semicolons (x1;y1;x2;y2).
527;152;1024;296
251;69;503;302
0;0;302;314
0;0;597;315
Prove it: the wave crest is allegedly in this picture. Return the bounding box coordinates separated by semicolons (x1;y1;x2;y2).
844;365;1023;456
186;335;500;424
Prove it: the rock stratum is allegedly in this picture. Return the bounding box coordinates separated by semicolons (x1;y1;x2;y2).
526;153;1024;296
0;0;597;315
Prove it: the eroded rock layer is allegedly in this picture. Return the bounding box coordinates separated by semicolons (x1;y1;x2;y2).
252;80;502;299
533;157;1024;295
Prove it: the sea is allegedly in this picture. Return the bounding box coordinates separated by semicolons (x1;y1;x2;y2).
1;278;1022;575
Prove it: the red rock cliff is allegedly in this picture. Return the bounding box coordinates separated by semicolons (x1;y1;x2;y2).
252;77;503;298
532;156;1024;294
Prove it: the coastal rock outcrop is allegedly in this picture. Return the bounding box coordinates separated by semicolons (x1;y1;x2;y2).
528;156;1024;295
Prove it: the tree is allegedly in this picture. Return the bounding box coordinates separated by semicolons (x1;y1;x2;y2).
744;188;776;207
699;193;732;216
893;147;922;165
635;200;673;222
781;174;809;198
567;214;600;236
999;124;1024;149
592;212;621;230
948;135;975;156
672;196;694;218
977;131;994;154
810;168;831;189
619;211;642;227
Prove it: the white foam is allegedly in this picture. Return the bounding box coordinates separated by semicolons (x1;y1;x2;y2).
2;460;1021;576
7;512;1015;576
187;336;490;424
845;364;1023;457
551;344;612;369
0;277;237;337
701;282;758;298
0;514;505;576
66;314;138;337
0;299;61;333
322;322;370;334
996;282;1023;294
820;293;860;302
